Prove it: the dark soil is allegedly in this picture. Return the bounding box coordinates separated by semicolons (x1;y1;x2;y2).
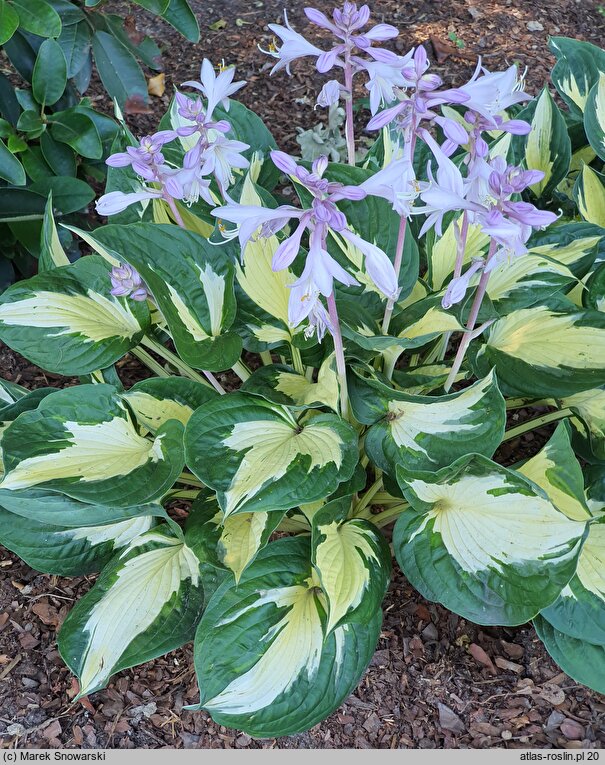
3;0;605;750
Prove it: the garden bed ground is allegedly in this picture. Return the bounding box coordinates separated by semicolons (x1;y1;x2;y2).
2;0;605;750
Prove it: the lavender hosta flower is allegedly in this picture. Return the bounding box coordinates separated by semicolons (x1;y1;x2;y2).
413;131;479;237
441;258;484;309
164;142;215;207
264;9;326;75
289;278;334;341
360;156;421;218
173;91;232;138
200;133;250;194
105;131;176;180
182;59;246;121
456;62;530;128
358;57;410;115
213;151;399;334
304;2;399;67
316;79;342;107
96;189;164;216
110;264;148;302
366;46;468;133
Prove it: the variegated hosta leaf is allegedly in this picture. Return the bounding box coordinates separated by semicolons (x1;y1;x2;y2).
518;424;591;522
122;377;218;434
549;36;605;117
190;536;381;737
94;223;242;372
474;304;605;397
528;223;602;280
586;262;605;312
0;497;158;576
534;614;605;696
389;297;467;350
393;363;469;395
574;164;605;228
233;173;300;350
585;73;605;162
0;378;27;405
0;256;150;376
393;455;586;625
349;368;505;474
241;354;339;411
312;500;390;634
512;87;571;199
474;250;576;314
184;393;358;516
184;493;284;583
342;295;466;355
558;387;605;462
540;517;605;645
58;526;205;697
0;384;184;507
427;217;489;291
39;192;69;273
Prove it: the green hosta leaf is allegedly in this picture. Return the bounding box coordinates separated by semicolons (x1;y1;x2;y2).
474;304;605;397
393;455;586;625
0;500;157;576
312;500;390;634
534;614;605;695
350;369;505;475
122;377;217;434
513;87;571;199
58;525;205;697
190;536;381;737
233;174;299;349
0;256;149;376
242;355;339;411
39;192;69;272
519;424;591;522
184;393;358;516
94;224;241;372
585;73;605;162
0;384;184;506
91;31;147;109
540;517;605;645
0;137;25;185
11;0;61;37
32;38;67;106
574;164;605;227
558;387;605;462
0;0;19;45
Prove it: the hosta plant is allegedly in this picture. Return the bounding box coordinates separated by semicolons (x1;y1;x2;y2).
0;6;605;737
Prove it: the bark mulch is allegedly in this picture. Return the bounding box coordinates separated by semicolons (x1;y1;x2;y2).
2;0;605;750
